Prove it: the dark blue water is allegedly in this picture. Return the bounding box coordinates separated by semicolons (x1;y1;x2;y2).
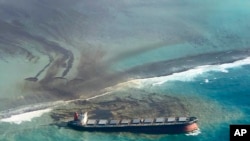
1;62;250;141
1;0;250;140
157;65;250;141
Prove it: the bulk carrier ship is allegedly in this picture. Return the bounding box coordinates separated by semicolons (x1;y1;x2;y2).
67;112;198;134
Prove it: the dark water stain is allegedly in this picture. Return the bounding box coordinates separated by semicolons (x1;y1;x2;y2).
50;92;190;122
1;0;250;114
34;54;54;78
126;48;250;78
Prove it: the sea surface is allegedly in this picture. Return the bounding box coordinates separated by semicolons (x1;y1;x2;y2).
1;0;250;141
1;59;250;141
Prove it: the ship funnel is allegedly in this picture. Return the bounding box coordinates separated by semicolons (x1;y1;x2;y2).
74;112;78;121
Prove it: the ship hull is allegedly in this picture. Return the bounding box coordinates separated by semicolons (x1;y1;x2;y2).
67;121;198;134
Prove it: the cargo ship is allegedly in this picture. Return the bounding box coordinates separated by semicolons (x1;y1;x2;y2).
67;112;198;134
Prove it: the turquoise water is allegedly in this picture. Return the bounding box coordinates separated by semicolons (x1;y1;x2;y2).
1;61;250;141
1;0;250;141
110;0;250;71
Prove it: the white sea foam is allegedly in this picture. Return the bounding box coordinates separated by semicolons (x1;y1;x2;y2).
2;58;249;125
113;57;250;89
126;57;250;86
0;108;52;124
86;92;112;101
66;92;112;103
0;101;65;124
185;128;201;136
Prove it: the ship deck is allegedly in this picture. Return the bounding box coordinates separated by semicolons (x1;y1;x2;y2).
69;117;198;128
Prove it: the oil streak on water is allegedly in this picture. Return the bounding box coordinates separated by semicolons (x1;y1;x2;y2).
1;58;250;141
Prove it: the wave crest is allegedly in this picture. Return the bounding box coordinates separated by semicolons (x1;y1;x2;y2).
185;128;201;136
119;57;250;87
0;108;52;124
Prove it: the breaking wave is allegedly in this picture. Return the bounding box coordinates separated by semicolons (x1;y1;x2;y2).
153;57;250;85
0;91;114;124
123;57;250;87
185;128;201;136
0;101;65;124
0;108;52;124
1;57;250;125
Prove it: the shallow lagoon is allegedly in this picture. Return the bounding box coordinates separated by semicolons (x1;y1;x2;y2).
1;0;250;140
